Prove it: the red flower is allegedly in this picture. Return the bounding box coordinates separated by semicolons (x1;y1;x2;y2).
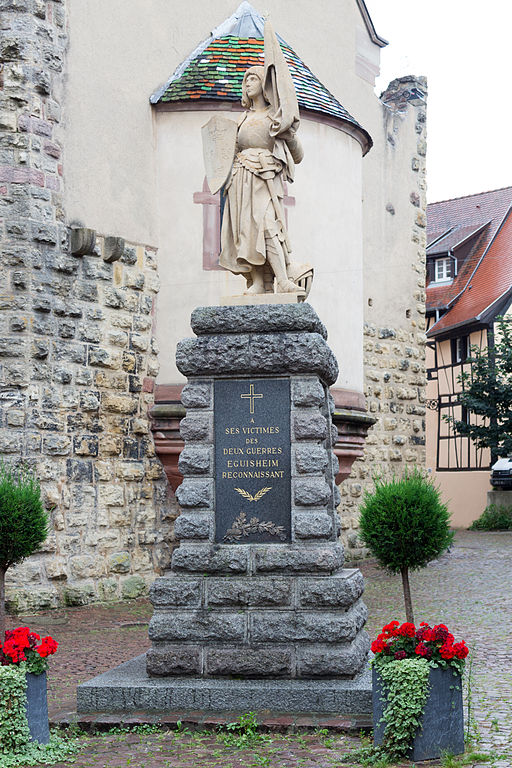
394;650;406;660
36;636;58;658
398;622;416;637
439;642;456;660
382;621;400;638
453;642;468;660
433;624;449;643
371;638;387;654
415;642;432;658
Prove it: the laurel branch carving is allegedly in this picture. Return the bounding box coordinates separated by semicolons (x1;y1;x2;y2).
223;511;287;543
233;486;272;502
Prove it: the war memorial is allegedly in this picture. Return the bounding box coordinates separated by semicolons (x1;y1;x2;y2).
77;17;373;717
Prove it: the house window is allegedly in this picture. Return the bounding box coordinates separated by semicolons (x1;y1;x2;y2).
451;335;469;364
434;257;452;282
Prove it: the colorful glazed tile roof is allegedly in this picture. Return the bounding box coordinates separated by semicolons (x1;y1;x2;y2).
151;3;371;152
427;187;512;336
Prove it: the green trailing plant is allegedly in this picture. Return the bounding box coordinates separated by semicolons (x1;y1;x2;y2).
447;317;512;464
0;463;48;637
468;504;512;531
0;665;30;753
0;665;79;766
378;657;431;759
359;469;453;623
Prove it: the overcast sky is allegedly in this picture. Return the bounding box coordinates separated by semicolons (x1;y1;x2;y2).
366;1;512;204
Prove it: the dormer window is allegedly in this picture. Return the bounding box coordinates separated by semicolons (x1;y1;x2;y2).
434;257;453;282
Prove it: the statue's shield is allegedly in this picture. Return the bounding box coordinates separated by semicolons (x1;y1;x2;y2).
202;115;238;195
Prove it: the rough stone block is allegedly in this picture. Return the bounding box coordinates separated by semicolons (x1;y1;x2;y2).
294;478;331;507
64;583;96;606
149;611;245;643
206;648;292;677
121;575;146;599
206;577;292;607
146;646;201;677
181;382;212;408
296;631;370;677
250;601;367;643
178;446;211;475
180;413;212;442
172;545;248;574
176;479;212;508
294;511;333;539
298;571;364;608
109;552;131;574
177;332;337;385
254;545;343;574
293;412;327;440
294;445;328;474
291;378;325;407
191;304;327;338
149;578;201;608
174;512;212;540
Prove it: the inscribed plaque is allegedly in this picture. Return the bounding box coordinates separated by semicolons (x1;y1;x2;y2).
214;378;291;544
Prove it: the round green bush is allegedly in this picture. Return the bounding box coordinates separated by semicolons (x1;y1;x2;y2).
359;469;453;573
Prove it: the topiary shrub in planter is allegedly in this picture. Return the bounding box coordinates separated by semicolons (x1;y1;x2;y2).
359;469;453;624
371;620;467;761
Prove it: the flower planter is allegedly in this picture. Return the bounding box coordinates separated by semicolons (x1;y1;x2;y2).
25;671;49;745
373;665;464;761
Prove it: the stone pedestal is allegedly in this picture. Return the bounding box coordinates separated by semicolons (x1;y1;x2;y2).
77;304;371;715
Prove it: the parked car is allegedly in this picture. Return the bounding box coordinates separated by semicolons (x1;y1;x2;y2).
490;458;512;489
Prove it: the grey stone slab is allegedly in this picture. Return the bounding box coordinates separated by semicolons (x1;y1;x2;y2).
171;544;248;574
293;411;328;440
178;446;211;475
249;601;367;643
179;413;212;442
294;478;331;507
146;646;201;676
190;304;328;339
149;611;245;643
294;511;333;539
291;378;325;407
149;577;201;608
77;653;372;714
174;512;212;541
296;631;370;677
175;479;212;508
205;577;292;607
176;332;338;385
298;570;364;608
181;381;212;408
294;445;329;474
205;648;292;677
254;544;344;574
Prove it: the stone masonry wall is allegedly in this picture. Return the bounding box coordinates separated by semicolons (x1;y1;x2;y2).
0;0;175;610
341;78;428;559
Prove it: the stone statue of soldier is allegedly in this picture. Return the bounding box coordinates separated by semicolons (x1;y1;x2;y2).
202;20;313;298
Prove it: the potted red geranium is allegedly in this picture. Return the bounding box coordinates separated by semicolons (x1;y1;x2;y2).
1;626;58;744
371;620;468;762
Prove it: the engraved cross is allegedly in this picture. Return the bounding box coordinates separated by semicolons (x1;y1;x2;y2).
240;383;263;414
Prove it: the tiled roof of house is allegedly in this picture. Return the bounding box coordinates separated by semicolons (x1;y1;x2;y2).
150;2;372;153
427;187;512;336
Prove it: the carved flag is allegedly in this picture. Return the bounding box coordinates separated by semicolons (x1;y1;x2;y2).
201;115;238;195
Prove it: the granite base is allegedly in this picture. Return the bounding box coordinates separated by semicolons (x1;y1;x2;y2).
77;653;372;716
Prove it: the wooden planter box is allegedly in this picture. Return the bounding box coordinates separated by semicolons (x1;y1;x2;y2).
26;671;49;745
373;666;464;761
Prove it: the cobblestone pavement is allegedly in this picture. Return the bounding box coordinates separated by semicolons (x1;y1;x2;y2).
7;530;511;767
